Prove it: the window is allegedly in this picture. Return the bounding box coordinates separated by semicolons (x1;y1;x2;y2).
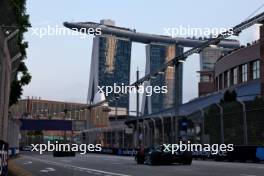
233;67;238;85
253;60;260;79
201;75;210;82
242;64;248;82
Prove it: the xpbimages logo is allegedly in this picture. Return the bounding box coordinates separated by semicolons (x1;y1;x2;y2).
30;25;102;38
163;141;234;155
31;141;102;154
97;83;168;97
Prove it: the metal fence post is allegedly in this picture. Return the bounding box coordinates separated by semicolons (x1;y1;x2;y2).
238;100;248;145
200;108;205;145
159;116;165;144
216;103;224;144
170;113;174;144
150;118;156;145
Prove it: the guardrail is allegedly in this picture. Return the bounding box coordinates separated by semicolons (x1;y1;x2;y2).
90;146;264;163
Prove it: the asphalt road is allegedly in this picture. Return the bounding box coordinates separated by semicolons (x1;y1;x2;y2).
12;152;264;176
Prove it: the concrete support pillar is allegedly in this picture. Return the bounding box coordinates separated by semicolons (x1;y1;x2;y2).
110;129;113;147
170;114;174;143
145;121;150;147
104;130;107;146
131;124;137;148
122;128;125;148
200;109;205;144
0;28;12;141
142;120;145;147
159;116;165;144
174;112;179;143
150;118;157;145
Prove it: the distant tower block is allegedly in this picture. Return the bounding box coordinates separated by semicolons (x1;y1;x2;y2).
141;43;183;115
198;46;231;96
87;22;131;109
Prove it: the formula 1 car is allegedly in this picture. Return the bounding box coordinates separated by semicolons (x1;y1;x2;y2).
135;145;192;165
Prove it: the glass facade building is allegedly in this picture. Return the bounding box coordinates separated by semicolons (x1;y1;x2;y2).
88;35;131;109
142;43;183;114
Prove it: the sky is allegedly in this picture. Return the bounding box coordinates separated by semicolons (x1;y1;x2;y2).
23;0;263;110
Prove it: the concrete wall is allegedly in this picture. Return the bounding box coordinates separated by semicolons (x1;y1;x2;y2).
0;28;11;142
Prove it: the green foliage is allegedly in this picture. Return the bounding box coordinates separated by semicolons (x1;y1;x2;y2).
204;99;264;145
8;0;31;106
220;90;237;103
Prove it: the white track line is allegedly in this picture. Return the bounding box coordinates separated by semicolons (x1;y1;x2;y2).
23;155;131;176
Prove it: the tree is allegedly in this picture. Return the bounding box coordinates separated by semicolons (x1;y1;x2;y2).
221;90;237;103
8;0;31;106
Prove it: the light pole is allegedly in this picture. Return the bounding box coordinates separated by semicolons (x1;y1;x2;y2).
174;59;185;143
136;69;140;147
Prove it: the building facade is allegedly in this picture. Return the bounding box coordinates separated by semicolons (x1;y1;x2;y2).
142;43;183;114
11;98;113;145
198;46;231;96
214;42;261;96
87;20;132;109
197;24;264;99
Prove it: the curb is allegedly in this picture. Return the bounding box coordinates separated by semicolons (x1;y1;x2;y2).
8;159;32;176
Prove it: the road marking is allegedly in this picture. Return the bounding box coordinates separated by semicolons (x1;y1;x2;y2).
112;163;122;165
23;161;32;165
24;155;131;176
40;167;56;173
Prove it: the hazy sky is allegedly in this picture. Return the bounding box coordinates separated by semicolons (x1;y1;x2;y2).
23;0;262;108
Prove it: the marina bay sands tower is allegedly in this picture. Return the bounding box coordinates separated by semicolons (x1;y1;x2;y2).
87;20;131;109
142;43;183;114
63;20;239;114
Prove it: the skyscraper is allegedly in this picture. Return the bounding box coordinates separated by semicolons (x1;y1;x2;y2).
87;21;132;109
198;46;231;96
63;19;239;113
142;43;183;114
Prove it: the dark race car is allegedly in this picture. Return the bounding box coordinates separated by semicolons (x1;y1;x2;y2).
135;145;192;165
